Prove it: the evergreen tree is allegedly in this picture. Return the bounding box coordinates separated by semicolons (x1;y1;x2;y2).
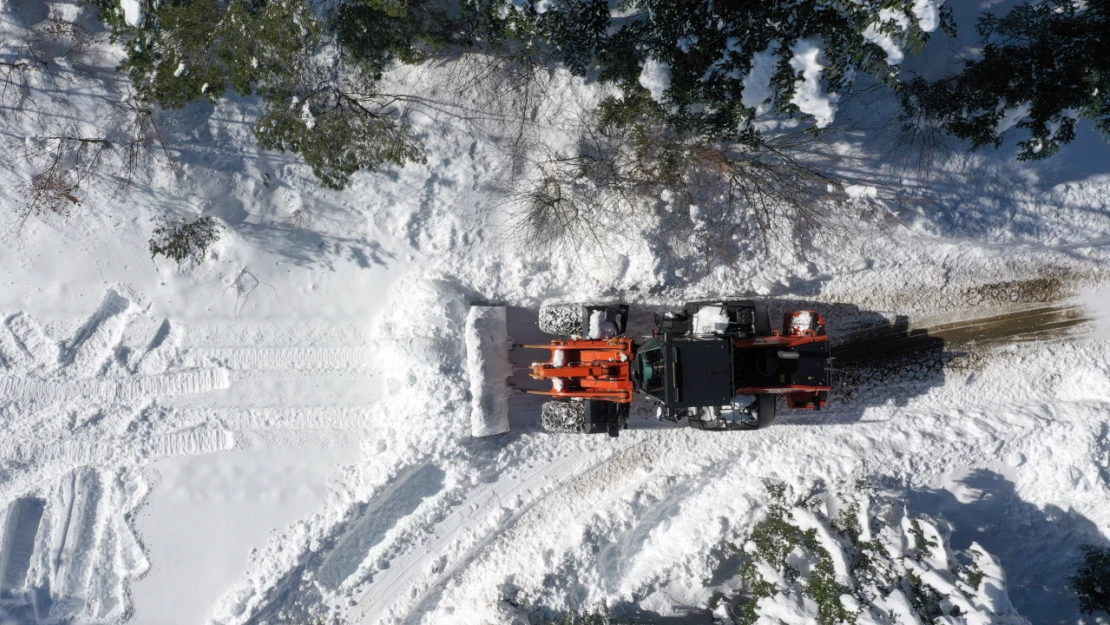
1073;544;1110;615
520;0;952;141
92;0;446;189
902;0;1110;160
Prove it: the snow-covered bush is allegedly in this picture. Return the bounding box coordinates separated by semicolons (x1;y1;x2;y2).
1072;545;1110;616
724;483;1029;625
148;216;221;264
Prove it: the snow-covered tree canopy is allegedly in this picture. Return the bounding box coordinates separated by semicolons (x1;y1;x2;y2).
90;0;439;188
525;0;953;139
903;0;1110;161
725;483;1029;625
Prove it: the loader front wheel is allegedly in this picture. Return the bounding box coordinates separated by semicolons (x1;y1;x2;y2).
541;400;586;433
538;303;585;336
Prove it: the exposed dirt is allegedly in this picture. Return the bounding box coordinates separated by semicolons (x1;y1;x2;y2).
962;276;1070;308
830;299;1093;403
835;303;1090;363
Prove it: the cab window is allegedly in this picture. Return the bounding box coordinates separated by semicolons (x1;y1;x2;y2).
636;340;666;399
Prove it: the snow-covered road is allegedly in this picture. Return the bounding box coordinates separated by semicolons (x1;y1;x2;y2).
2;3;1110;621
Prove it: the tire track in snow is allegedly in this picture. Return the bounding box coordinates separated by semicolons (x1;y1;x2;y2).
53;468;102;603
349;453;607;625
0;368;230;403
409;390;1110;625
177;405;379;430
0;322;31;373
63;290;137;377
1;428;235;466
181;347;376;370
6;312;58;371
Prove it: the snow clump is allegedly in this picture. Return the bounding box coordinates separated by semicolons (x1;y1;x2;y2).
913;0;946;33
862;9;911;65
789;39;838;128
639;58;672;102
120;0;144;26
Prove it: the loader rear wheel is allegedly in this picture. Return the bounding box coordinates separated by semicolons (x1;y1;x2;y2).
538;303;585;336
541;400;586;433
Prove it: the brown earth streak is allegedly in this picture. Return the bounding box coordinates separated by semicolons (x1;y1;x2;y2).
834;304;1091;364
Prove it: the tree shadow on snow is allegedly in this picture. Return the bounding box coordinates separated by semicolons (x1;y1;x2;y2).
903;468;1109;625
234;221;398;271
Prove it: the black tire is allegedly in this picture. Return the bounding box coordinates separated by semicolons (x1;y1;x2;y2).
753;302;771;336
538;303;585;336
755;394;777;428
541;400;585;433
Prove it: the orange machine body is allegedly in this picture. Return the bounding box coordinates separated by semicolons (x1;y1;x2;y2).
526;337;636;403
731;311;831;409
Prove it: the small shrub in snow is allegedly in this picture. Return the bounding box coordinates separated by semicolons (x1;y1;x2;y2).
148;216;221;264
510;120;850;254
726;483;1029;625
1072;544;1110;616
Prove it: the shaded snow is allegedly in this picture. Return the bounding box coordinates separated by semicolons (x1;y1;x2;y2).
996;103;1031;135
741;42;779;112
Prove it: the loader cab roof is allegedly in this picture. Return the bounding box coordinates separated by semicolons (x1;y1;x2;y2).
634;334;735;413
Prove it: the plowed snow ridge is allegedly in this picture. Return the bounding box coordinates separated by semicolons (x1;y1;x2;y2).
6;313;57;370
66;291;137;377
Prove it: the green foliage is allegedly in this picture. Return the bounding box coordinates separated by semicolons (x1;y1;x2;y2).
149;216;220;263
903;1;1110;160
965;563;985;592
526;0;952;141
92;0;451;189
1072;544;1110;615
735;484;853;625
255;89;424;190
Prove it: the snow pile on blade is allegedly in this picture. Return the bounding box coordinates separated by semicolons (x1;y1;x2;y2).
465;306;512;437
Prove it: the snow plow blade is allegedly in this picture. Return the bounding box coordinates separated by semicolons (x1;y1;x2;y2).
465;306;512;437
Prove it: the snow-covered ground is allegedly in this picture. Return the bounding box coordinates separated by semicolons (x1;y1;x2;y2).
2;1;1110;624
